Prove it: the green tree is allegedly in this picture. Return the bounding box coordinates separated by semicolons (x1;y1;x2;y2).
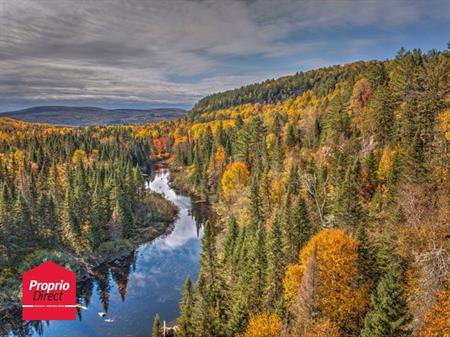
222;217;238;265
152;313;162;337
361;267;411;337
227;297;249;337
176;277;194;337
246;227;267;313
60;188;77;250
265;214;285;311
248;175;263;230
370;85;395;146
193;220;228;336
290;196;312;255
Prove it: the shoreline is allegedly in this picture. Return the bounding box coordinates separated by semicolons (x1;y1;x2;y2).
0;164;178;313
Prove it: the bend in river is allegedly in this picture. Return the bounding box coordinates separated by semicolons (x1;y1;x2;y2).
8;164;209;337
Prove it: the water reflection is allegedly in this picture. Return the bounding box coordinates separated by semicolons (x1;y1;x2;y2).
3;166;210;337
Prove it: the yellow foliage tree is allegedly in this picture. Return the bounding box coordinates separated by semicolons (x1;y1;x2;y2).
437;109;450;141
283;229;369;333
377;147;396;182
72;149;88;164
241;313;282;337
221;161;249;201
283;263;303;308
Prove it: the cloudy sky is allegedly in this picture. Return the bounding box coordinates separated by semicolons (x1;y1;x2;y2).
0;0;449;111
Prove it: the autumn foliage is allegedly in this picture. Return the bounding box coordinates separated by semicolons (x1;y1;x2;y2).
221;161;250;201
284;229;370;333
419;280;450;337
240;313;282;337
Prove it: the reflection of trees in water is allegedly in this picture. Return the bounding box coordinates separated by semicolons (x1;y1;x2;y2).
110;252;136;302
4;251;139;336
75;277;93;321
93;264;111;313
190;199;215;236
1;307;44;337
91;251;137;312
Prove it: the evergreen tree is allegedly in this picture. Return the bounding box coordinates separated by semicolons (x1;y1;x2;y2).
246;227;267;313
90;185;109;248
265;214;285;310
355;225;376;286
227;297;249;337
370;85;395;146
286;123;298;148
335;159;364;229
193;220;228;336
248;175;263;230
222;216;238;265
176;277;194;337
286;163;299;196
290;196;312;255
152;313;162;337
361;267;411;337
192;275;223;337
60;188;77;250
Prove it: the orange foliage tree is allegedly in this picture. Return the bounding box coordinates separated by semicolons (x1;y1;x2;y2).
283;229;369;333
419;280;450;337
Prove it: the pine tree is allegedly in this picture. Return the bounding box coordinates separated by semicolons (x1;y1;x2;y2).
265;214;285;310
361;267;411;337
375;235;402;280
192;275;222;337
176;278;194;337
355;225;376;286
286;163;299;196
90;185;109;248
231;226;247;280
290;196;312;255
222;216;238;265
370;85;395;146
227;297;249;337
152;313;162;337
248;175;263;230
194;220;228;336
281;193;295;263
271;136;284;172
246;227;267;313
335;159;364;229
286;123;298;148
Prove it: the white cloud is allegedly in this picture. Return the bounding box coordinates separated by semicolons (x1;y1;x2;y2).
0;0;448;110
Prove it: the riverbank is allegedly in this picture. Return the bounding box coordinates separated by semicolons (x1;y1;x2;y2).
0;187;178;312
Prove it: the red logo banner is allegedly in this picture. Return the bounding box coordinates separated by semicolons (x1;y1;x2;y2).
22;261;76;320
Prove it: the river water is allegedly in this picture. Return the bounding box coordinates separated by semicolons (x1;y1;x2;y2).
7;165;208;337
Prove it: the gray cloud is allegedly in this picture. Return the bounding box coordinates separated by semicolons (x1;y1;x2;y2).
0;0;448;110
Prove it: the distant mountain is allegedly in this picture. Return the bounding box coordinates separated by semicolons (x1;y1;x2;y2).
0;106;186;126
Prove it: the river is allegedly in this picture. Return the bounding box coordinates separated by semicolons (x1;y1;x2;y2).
7;164;208;337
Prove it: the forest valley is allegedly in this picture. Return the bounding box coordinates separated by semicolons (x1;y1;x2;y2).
0;120;177;309
1;46;449;337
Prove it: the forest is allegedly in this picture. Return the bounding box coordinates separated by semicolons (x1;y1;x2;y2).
0;46;448;337
148;47;449;337
0;119;177;306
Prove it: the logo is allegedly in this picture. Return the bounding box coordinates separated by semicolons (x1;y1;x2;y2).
22;261;76;320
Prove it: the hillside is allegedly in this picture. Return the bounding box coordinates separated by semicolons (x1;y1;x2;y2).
1;106;186;126
140;47;449;337
0;47;448;337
